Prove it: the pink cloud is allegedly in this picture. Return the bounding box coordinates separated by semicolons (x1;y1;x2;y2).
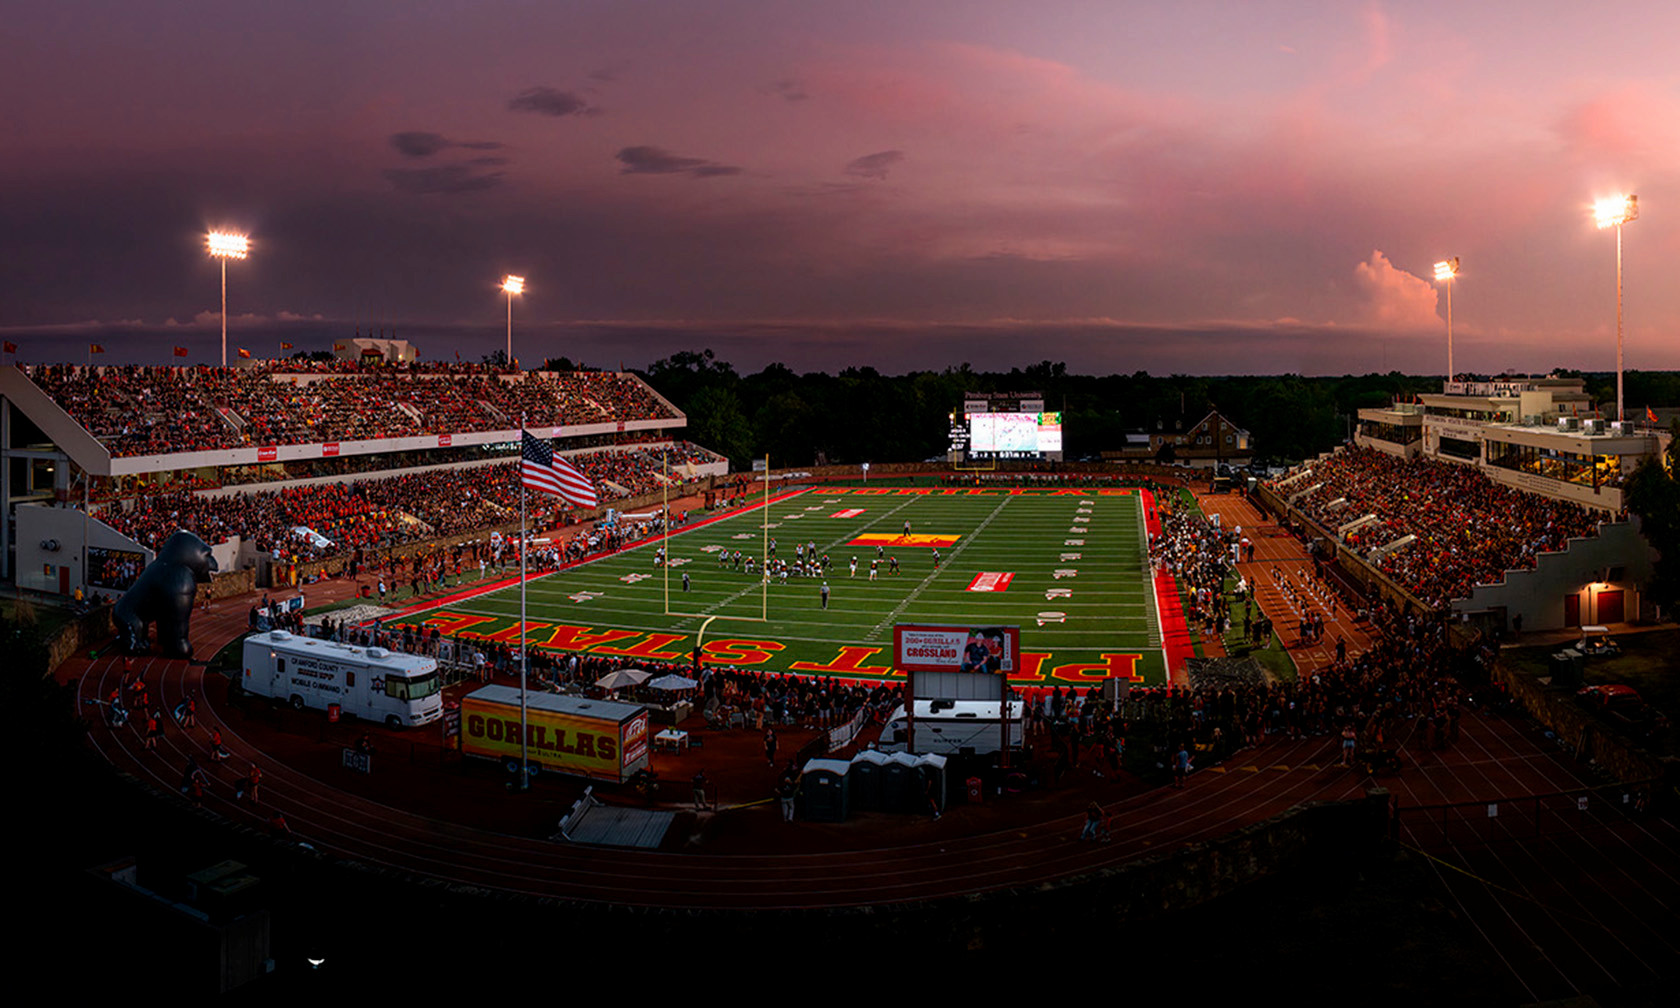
1352;250;1439;330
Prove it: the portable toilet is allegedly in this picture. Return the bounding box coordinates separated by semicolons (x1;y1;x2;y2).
800;758;852;822
914;752;948;812
881;751;922;813
848;749;889;811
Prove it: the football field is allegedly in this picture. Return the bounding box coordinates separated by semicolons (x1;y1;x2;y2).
396;485;1170;686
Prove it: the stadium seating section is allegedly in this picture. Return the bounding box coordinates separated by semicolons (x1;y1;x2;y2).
97;443;720;561
1275;447;1603;607
26;363;678;456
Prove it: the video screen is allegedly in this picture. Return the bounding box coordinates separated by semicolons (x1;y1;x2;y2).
88;547;146;590
966;411;1062;457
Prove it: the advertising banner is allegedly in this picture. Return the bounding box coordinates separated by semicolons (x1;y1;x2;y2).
894;623;1019;674
620;711;650;767
461;700;626;780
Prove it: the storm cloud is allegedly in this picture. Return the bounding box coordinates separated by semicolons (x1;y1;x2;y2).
616;146;740;177
508;86;594;117
844;150;904;180
390;132;506;158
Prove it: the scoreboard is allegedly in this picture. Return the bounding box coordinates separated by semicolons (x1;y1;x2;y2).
949;392;1063;461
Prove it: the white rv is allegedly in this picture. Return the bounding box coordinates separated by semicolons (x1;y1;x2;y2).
876;699;1028;756
239;631;443;728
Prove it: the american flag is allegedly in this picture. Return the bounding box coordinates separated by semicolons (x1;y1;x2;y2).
521;431;598;508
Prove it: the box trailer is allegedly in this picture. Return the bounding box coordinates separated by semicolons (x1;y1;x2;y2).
460;685;651;783
876;700;1027;756
240;631;443;728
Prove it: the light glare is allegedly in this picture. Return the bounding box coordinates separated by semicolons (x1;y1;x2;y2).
206;231;249;259
1433;258;1458;283
501;275;525;295
1593;195;1638;229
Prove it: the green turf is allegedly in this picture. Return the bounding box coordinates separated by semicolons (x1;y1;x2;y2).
392;486;1169;686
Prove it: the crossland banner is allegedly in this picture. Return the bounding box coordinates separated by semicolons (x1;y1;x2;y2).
894;623;1019;674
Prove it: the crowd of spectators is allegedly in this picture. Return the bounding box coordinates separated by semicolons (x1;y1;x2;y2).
1276;447;1604;607
1149;492;1238;637
1113;597;1487;776
97;444;717;562
26;363;679;457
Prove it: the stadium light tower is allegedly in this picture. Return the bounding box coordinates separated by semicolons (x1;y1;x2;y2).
501;274;525;366
1594;195;1637;422
1433;257;1459;381
206;231;250;368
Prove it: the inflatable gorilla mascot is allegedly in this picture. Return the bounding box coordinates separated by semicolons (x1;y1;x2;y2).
113;530;218;660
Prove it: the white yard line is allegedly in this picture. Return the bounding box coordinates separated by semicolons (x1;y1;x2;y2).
864;495;1015;640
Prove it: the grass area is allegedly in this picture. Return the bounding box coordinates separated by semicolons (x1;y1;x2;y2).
1;596;80;639
1501;629;1680;755
387;485;1171;686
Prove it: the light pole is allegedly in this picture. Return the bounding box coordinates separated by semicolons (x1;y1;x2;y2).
206;232;249;368
1594;195;1637;422
501;275;525;366
1433;257;1458;381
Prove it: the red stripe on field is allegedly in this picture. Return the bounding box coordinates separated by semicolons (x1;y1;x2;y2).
1139;488;1163;539
1154;568;1194;687
1139;489;1190;685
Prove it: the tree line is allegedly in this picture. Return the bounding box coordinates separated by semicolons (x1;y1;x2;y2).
633;351;1464;469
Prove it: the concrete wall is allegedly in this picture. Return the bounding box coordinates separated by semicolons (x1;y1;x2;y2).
14;503;260;600
1457;519;1654;630
14;503;153;596
1353;432;1420;459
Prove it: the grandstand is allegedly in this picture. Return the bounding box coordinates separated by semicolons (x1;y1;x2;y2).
0;361;724;596
1265;375;1664;632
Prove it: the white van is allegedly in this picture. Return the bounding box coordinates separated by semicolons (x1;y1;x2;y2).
240;631;443;728
876;699;1028;756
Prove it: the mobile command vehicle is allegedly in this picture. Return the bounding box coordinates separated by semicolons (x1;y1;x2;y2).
460;685;651;782
877;699;1028;757
240;631;443;728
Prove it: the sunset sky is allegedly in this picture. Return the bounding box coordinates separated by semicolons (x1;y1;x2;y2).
4;1;1677;375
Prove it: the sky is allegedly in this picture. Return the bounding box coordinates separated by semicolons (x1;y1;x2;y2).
3;0;1678;376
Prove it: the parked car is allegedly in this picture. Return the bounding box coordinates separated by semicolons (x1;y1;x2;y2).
1577;683;1670;740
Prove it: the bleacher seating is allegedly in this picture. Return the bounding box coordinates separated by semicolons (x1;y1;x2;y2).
1272;447;1602;607
25;362;678;457
98;443;722;560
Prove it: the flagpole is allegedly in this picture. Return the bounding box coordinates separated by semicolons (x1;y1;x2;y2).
519;418;530;790
662;445;670;615
762;453;769;621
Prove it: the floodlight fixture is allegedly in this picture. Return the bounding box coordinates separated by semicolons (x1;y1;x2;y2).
206;231;251;366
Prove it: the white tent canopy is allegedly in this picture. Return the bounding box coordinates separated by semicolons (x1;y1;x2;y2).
595;669;651;690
